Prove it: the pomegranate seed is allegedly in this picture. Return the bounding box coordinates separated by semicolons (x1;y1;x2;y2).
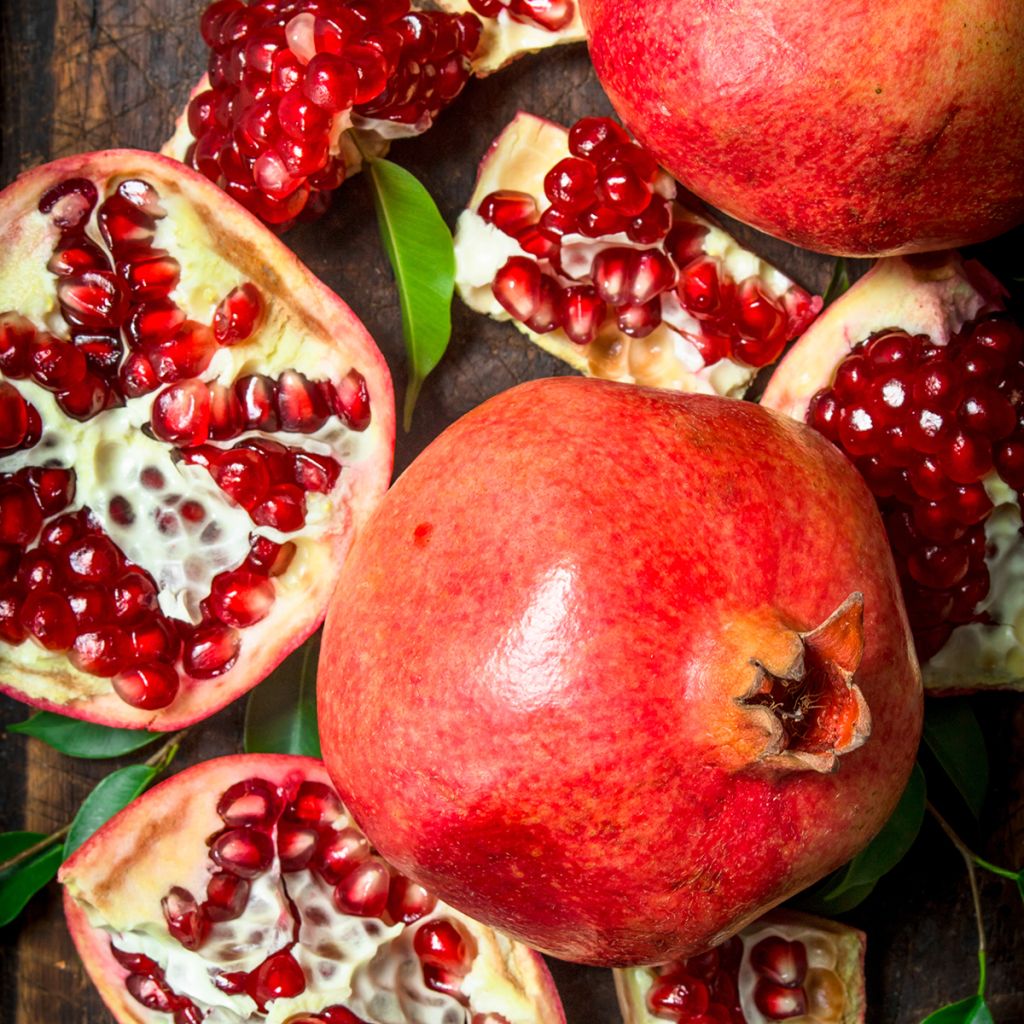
49;237;109;277
18;552;57;590
204;871;250;922
248;950;306;1009
515;223;559;260
577;204;628;237
58;374;109;421
252;483;306;531
972;317;1023;361
493;256;544;323
509;0;573;30
422;964;469;1003
0;546;20;582
126;300;186;350
596;161;652;216
321;1008;372;1024
560;286;605;346
120;353;160;397
183;623;241;678
57;271;126;330
110;946;160;975
648;974;712;1017
939;431;994;484
733;280;789;367
677;258;725;317
66;535;120;583
292;451;342;493
333;858;390;917
235;374;280;430
303;52;357;111
201;0;245;48
0;384;30;449
627;196;673;244
544;157;597;214
277;369;329;431
161;886;209;951
0;313;35;377
592;248;637;306
174;1004;204;1024
97;194;157;252
617;298;662;339
996;439;1024;489
209;570;275;627
753;979;807;1020
212;448;271;509
414;918;472;970
568;116;630;161
39;177;99;229
315;826;371;885
0;484;42;545
387;875;437;924
288;781;344;828
0;589;26;643
28;334;87;390
279;825;319;871
127;620;180;664
217;777;281;827
539;206;577;239
112;573;158;623
212;283;264;346
750;937;808;986
151;381;212;446
478;190;538;235
331;369;371;430
113;663;180;709
126;974;178;1013
147;321;217;382
207;383;245;440
70;628;131;678
211;827;275;878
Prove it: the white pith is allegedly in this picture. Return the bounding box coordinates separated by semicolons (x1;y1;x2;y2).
0;175;375;709
453;112;813;399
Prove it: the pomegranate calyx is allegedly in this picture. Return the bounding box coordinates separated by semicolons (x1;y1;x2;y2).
742;593;870;773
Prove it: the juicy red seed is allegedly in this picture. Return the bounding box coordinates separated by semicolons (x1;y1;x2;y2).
676;257;724;317
174;1004;205;1024
110;945;160;975
544;157;597;213
592;248;637;306
0;313;35;377
630;249;676;305
97;194;158;252
627;196;672;244
478;190;538;236
204;871;251;922
18;552;57;589
183;623;241;678
24;467;75;516
958;386;1016;439
0;546;20;582
568;116;630;161
201;0;245;48
212;448;271;509
127;620;180;663
151;381;212;446
39;515;79;554
304;52;357;111
57;271;126;330
617;298;661;339
126;300;187;350
596;161;652;216
753;979;807;1020
331;369;371;430
217;777;281;828
315;826;371;885
0;588;25;643
209;570;275;627
29;334;88;390
289;780;344;827
334;858;391;917
321;1008;372;1024
0;484;43;546
560;285;605;346
577;204;628;238
66;535;120;583
493;257;543;323
252;483;307;531
647;974;712;1017
387;875;437;924
249;950;306;1009
414;918;472;970
508;0;574;30
70;628;130;678
147;321;217;382
750;937;808;986
39;177;99;229
162;886;210;951
73;330;123;375
58;374;109;421
279;825;319;872
733;279;789;367
210;827;275;878
126;974;179;1013
972;318;1023;362
213;283;264;346
120;353;160;398
49;237;109;277
208;382;245;440
0;383;30;450
515;223;559;261
292;451;342;493
277;369;329;431
996;439;1024;490
939;431;994;484
235;374;280;430
113;663;180;709
245;536;296;577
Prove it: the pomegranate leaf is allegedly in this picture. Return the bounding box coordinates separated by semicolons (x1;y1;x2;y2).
921;995;994;1024
0;832;62;926
923;699;989;819
63;763;161;860
795;763;926;913
243;633;321;759
366;157;454;431
822;257;852;306
8;712;161;760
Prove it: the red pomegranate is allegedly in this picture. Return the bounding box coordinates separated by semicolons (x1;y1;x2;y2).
61;754;565;1024
0;150;393;729
762;254;1024;693
318;377;923;966
578;0;1024;256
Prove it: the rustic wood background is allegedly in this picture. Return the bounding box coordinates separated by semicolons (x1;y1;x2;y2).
1;2;1023;1022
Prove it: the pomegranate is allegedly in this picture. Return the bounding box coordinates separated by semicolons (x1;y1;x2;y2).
454;113;821;397
0;150;393;729
578;0;1024;256
61;754;565;1024
318;376;923;966
616;911;865;1024
762;254;1024;694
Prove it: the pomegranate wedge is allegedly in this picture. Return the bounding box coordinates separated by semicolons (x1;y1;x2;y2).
61;755;565;1024
0;150;393;729
454;113;822;397
761;254;1024;693
616;911;866;1024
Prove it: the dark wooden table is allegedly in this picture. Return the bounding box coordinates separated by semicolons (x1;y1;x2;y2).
1;3;1023;1022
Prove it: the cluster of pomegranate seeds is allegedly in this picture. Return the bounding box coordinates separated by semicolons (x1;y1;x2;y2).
115;776;479;1021
188;0;481;227
806;316;1024;661
479;117;818;368
467;0;574;32
647;937;744;1024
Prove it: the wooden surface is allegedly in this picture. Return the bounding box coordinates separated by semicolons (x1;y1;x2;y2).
1;3;1023;1022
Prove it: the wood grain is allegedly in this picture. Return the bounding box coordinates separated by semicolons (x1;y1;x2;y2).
0;2;1022;1022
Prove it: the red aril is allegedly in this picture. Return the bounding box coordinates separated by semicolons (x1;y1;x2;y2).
762;254;1024;692
60;755;565;1024
455;114;821;398
0;150;393;729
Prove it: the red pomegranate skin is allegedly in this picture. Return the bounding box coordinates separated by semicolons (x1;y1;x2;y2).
578;0;1024;256
319;378;923;966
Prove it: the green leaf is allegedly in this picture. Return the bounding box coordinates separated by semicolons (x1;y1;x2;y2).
63;764;159;860
367;157;455;431
1016;871;1024;904
244;633;322;758
8;711;161;760
795;763;926;913
822;257;852;306
0;833;63;926
921;996;994;1024
923;699;989;819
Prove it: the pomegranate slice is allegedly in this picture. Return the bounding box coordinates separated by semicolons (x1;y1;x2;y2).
60;755;565;1024
616;911;866;1024
762;254;1024;693
454;113;822;397
0;151;393;729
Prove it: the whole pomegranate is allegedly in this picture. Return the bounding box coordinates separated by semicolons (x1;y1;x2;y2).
318;377;923;966
0;150;393;729
578;0;1024;256
61;754;565;1024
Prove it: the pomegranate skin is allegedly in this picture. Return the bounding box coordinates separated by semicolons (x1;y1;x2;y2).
578;0;1024;257
319;377;923;966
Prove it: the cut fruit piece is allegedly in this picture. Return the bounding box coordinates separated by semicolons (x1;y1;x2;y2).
454;113;822;397
61;754;565;1024
615;911;865;1024
0;150;394;729
761;254;1024;693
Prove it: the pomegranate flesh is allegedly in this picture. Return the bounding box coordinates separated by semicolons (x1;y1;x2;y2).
318;377;922;965
616;911;865;1024
61;755;565;1024
763;254;1024;693
0;151;393;729
578;0;1024;256
454;114;821;397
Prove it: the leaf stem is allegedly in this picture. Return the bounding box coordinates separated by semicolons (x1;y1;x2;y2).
0;728;189;875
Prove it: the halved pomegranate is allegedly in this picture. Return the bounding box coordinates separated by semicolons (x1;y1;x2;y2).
453;113;822;397
761;253;1023;693
61;755;565;1024
616;911;865;1024
0;151;393;728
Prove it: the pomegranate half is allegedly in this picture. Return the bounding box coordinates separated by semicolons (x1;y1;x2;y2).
0;150;393;729
579;0;1024;256
61;754;565;1024
762;254;1024;693
318;376;923;966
